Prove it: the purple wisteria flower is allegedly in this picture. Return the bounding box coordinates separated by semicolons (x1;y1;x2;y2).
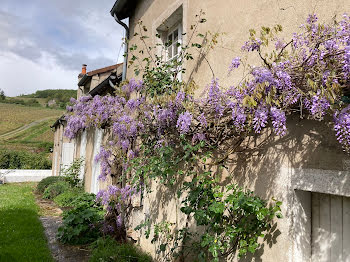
229;57;241;72
270;107;287;136
197;113;208;128
275;39;285;50
253;105;268;133
175;91;186;105
206;78;225;117
343;45;350;78
241;38;262;52
231;105;247;132
306;91;330;120
334;106;350;152
306;14;318;24
176;112;192;134
192;133;206;144
95;146;112;181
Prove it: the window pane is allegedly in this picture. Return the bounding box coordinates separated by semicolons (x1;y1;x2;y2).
167;46;172;59
168;34;172;44
174;29;178;42
173;44;178;56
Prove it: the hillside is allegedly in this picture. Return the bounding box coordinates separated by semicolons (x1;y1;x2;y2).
0;102;64;156
19;89;77;109
0;103;63;136
0;89;77;109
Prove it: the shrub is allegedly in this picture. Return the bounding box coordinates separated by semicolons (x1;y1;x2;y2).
38;142;54;153
53;188;84;207
36;176;65;194
43;181;70;199
57;193;104;245
70;192;99;209
89;236;153;262
0;149;51;169
61;158;84;187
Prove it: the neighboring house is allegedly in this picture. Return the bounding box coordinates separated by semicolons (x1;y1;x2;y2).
109;1;350;262
51;63;123;194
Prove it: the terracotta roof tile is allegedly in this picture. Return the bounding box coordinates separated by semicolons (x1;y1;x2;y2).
87;63;122;76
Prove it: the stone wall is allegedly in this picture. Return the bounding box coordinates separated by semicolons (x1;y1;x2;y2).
1;169;52;183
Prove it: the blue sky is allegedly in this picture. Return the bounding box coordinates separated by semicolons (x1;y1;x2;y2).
0;0;125;96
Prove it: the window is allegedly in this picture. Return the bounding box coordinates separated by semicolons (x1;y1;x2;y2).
155;6;183;81
165;24;182;62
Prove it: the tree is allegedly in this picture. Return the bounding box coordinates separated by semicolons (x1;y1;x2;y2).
0;89;5;100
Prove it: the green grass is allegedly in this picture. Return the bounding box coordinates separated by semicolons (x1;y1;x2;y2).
14;97;48;106
0;183;53;262
6;119;54;145
90;236;153;262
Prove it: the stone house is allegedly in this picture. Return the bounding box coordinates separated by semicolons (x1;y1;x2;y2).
51;0;350;261
108;0;350;261
51;63;122;193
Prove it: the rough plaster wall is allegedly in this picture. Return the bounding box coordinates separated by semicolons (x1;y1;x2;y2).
126;116;349;261
128;0;349;90
56;125;64;176
84;128;96;193
52;127;59;176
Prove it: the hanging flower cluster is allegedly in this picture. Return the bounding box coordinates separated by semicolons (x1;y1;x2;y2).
96;185;136;240
64;13;350;177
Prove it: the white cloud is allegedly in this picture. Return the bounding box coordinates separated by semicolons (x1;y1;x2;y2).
0;52;78;97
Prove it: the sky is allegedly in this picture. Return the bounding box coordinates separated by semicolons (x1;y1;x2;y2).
0;0;125;96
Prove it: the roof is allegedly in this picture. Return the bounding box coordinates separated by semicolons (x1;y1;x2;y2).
110;0;138;20
78;63;122;86
89;72;122;96
87;63;122;77
51;115;65;128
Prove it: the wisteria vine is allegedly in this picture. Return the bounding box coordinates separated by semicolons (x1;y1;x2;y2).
64;13;350;260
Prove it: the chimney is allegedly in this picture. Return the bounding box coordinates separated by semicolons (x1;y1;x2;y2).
82;64;87;75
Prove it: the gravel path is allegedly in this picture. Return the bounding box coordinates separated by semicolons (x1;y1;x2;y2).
40;216;90;262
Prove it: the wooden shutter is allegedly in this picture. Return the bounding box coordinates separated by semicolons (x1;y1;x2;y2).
311;192;350;262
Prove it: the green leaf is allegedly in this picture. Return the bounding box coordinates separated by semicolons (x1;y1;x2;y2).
208;201;225;214
159;243;167;252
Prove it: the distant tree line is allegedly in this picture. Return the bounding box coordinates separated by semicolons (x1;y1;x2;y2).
0;89;77;109
21;89;77;109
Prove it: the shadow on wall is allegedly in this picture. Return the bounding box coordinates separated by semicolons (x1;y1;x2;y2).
224;114;346;200
134;113;348;261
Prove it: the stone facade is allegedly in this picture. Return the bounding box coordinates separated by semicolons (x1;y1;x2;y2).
115;0;350;261
51;1;350;260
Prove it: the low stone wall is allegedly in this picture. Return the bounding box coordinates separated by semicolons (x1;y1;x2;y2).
0;169;52;183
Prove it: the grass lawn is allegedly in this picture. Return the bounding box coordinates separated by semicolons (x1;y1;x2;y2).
0;183;53;262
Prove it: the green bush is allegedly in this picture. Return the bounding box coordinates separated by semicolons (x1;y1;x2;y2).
61;158;84;187
57;199;104;245
43;181;70;199
0;149;51;169
36;176;65;194
38;142;54;153
53;188;84;207
70;192;99;209
1;97;40;107
89;236;153;262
